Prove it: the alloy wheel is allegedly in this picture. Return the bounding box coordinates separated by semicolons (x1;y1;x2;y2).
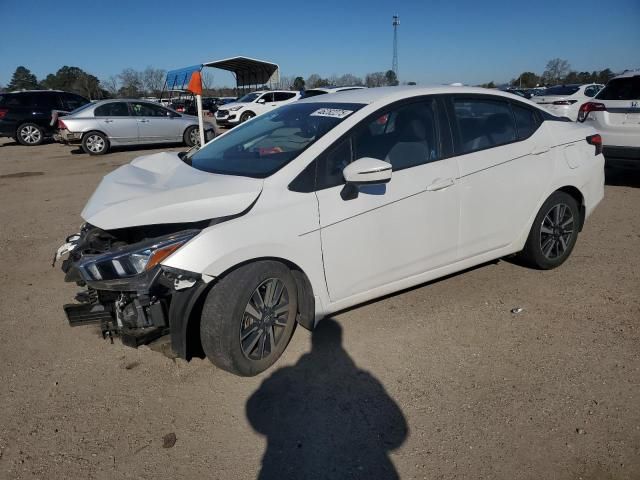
85;134;105;153
539;203;574;260
189;128;200;146
19;125;42;144
240;278;290;361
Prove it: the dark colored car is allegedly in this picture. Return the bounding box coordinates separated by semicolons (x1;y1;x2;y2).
504;88;532;99
0;90;90;145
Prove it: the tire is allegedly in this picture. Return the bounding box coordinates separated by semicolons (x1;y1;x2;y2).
200;261;298;376
240;111;255;123
183;125;199;147
16;123;44;146
81;131;109;155
518;191;580;270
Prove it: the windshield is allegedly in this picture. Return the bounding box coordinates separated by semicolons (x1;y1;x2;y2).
236;93;261;103
188;102;364;178
541;85;580;96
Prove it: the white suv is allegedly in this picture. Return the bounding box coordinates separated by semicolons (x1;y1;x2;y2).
532;84;603;121
578;71;640;164
215;90;300;127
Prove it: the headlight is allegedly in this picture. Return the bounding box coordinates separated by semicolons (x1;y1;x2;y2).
78;230;199;282
228;105;244;111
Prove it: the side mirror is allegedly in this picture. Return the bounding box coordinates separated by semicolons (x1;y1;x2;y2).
343;157;392;185
341;157;392;200
257;98;266;104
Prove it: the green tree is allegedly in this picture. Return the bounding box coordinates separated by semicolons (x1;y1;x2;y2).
7;66;38;90
597;68;614;84
385;70;399;86
293;76;305;90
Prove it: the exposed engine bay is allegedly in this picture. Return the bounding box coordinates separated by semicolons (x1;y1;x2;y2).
56;222;211;355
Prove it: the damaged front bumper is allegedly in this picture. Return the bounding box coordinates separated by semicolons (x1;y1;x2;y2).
57;224;211;358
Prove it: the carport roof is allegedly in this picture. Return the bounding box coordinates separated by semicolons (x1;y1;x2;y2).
202;56;279;86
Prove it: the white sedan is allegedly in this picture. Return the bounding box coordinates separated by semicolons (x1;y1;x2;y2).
532;84;603;121
58;86;604;376
214;90;300;127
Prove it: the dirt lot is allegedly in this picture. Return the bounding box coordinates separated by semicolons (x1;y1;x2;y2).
0;137;638;480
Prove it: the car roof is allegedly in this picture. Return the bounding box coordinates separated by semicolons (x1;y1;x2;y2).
7;89;65;94
297;85;536;105
611;70;640;80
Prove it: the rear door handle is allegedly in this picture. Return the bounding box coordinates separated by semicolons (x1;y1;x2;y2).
104;119;113;123
531;146;550;155
426;178;455;191
138;119;150;123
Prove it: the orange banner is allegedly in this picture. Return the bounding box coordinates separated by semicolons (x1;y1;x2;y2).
187;71;203;95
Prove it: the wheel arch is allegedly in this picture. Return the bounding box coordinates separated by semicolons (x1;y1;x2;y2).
175;256;316;361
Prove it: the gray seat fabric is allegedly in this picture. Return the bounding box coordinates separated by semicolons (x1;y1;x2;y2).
385;115;431;170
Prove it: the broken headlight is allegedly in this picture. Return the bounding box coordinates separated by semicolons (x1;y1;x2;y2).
78;230;199;282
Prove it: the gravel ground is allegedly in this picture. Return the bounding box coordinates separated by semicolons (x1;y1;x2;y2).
0;138;638;480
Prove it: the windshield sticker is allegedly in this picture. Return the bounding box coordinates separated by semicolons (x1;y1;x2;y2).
310;108;354;119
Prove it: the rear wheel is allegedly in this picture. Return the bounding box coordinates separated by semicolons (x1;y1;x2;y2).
240;111;255;123
16;123;44;146
82;131;109;155
200;261;298;376
518;191;580;269
183;125;199;147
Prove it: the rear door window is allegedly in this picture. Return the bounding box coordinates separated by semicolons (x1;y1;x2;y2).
61;93;89;111
452;98;517;154
94;102;130;117
596;76;640;101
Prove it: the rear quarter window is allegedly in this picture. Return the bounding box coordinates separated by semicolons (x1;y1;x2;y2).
512;104;541;140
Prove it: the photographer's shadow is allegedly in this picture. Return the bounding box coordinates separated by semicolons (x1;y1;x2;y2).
246;318;408;480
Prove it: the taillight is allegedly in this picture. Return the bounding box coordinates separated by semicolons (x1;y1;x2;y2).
0;108;7;119
57;119;67;130
578;102;606;122
552;100;577;105
586;134;603;156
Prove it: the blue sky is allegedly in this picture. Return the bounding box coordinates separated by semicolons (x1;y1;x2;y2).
1;0;639;87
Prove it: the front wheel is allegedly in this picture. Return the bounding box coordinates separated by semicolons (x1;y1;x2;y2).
200;261;298;376
518;191;580;269
82;132;109;155
240;111;255;123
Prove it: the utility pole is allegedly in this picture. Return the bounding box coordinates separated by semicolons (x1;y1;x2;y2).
392;15;400;79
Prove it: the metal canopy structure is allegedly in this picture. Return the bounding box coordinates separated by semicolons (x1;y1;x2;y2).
203;56;280;94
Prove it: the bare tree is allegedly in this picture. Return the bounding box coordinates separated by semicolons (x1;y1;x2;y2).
542;58;571;85
101;76;120;97
337;74;363;86
365;72;387;88
201;71;215;91
141;67;166;96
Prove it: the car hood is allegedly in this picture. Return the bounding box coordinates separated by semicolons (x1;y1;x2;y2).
81;151;263;230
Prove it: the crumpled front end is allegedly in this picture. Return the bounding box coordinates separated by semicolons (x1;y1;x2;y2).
57;222;211;356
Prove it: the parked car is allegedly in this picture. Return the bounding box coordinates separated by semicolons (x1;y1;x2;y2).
0;90;89;145
578;71;640;164
503;88;532;99
56;86;604;376
215;90;300;126
532;84;603;121
56;99;214;155
301;86;366;98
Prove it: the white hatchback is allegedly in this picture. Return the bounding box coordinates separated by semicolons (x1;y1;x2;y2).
215;90;300;127
578;71;640;164
58;86;604;376
532;84;603;121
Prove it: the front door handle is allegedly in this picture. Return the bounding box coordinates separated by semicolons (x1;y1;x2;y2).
104;119;113;123
531;146;550;155
427;178;454;191
138;119;150;123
